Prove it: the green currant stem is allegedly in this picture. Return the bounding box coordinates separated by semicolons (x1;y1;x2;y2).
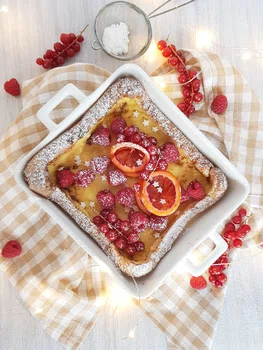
54;23;89;60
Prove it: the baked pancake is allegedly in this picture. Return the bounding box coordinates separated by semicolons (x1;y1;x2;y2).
24;77;227;277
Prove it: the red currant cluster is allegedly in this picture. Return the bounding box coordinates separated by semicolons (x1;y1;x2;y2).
157;40;203;118
208;208;251;289
36;31;85;69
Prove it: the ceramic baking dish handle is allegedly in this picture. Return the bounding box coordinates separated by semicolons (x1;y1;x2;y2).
37;83;88;132
184;232;228;276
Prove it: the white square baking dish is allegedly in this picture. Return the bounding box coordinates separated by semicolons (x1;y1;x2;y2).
15;64;249;299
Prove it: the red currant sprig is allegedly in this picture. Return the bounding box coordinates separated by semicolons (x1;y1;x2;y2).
190;208;252;290
36;24;89;70
208;208;251;289
157;39;203;118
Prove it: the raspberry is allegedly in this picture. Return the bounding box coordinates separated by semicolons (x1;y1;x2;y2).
60;33;70;45
36;58;44;66
1;240;22;258
211;95;228;114
54;42;65;52
130;211;149;233
116;187;135;207
90;126;111;146
90;156;110;174
110;117;127;135
160;142;180;163
187;180;205;200
93;216;104;226
190;276;207;290
148;215;168;232
125;244;137;255
180;187;190;203
116;134;126;143
56;169;75;188
4;78;21;96
106;230;118;242
115;237;127;249
97;190;115;209
128;232;140;243
76;169;95;187
107;169;127;186
77;34;84;42
135;241;145;252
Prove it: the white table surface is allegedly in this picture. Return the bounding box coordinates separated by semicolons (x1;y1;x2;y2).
1;1;263;349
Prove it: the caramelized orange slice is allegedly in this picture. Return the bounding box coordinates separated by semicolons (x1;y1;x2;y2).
141;171;181;216
110;142;150;175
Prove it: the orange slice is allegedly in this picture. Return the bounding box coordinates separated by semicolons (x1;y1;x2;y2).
140;171;181;216
135;191;151;215
110;142;150;175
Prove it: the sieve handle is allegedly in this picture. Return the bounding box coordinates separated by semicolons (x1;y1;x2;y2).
92;40;102;50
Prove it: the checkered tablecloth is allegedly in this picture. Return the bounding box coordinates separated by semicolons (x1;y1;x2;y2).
0;52;262;349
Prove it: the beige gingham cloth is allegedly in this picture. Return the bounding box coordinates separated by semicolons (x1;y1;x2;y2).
0;52;262;350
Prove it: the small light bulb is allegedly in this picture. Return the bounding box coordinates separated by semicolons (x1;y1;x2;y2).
145;40;158;62
109;284;132;307
0;5;8;12
196;30;212;49
35;307;43;314
241;51;252;60
159;83;166;89
129;329;135;338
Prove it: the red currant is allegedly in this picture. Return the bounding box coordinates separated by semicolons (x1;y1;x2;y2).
217;273;227;283
177;63;186;73
128;232;140;243
168;56;179;66
77;34;84;42
215;280;223;289
182;88;191;98
224;222;235;232
135;241;145;252
140;170;150;180
72;42;81;53
233;238;243;248
54;42;65;52
148;136;158;145
45;49;56;59
43;59;53;69
107;211;118;224
189;70;197;79
192;79;201;92
208;275;217;284
240;224;251;234
184;97;192;105
193;92;203;103
147;145;159;156
162;46;172;57
36;58;44;65
178;102;187;112
106;230;118;242
56;56;65;66
178;74;187;84
140;138;152;148
125;244;137;255
115;237;127;249
100;209;110;218
157;159;168;171
188;104;195;114
157;40;167;50
130;133;142;144
120;220;131;232
100;223;109;233
93;216;104;226
60;33;70;45
169;44;177;53
68;33;76;42
239;208;247;217
232;215;242;224
66;48;75;57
